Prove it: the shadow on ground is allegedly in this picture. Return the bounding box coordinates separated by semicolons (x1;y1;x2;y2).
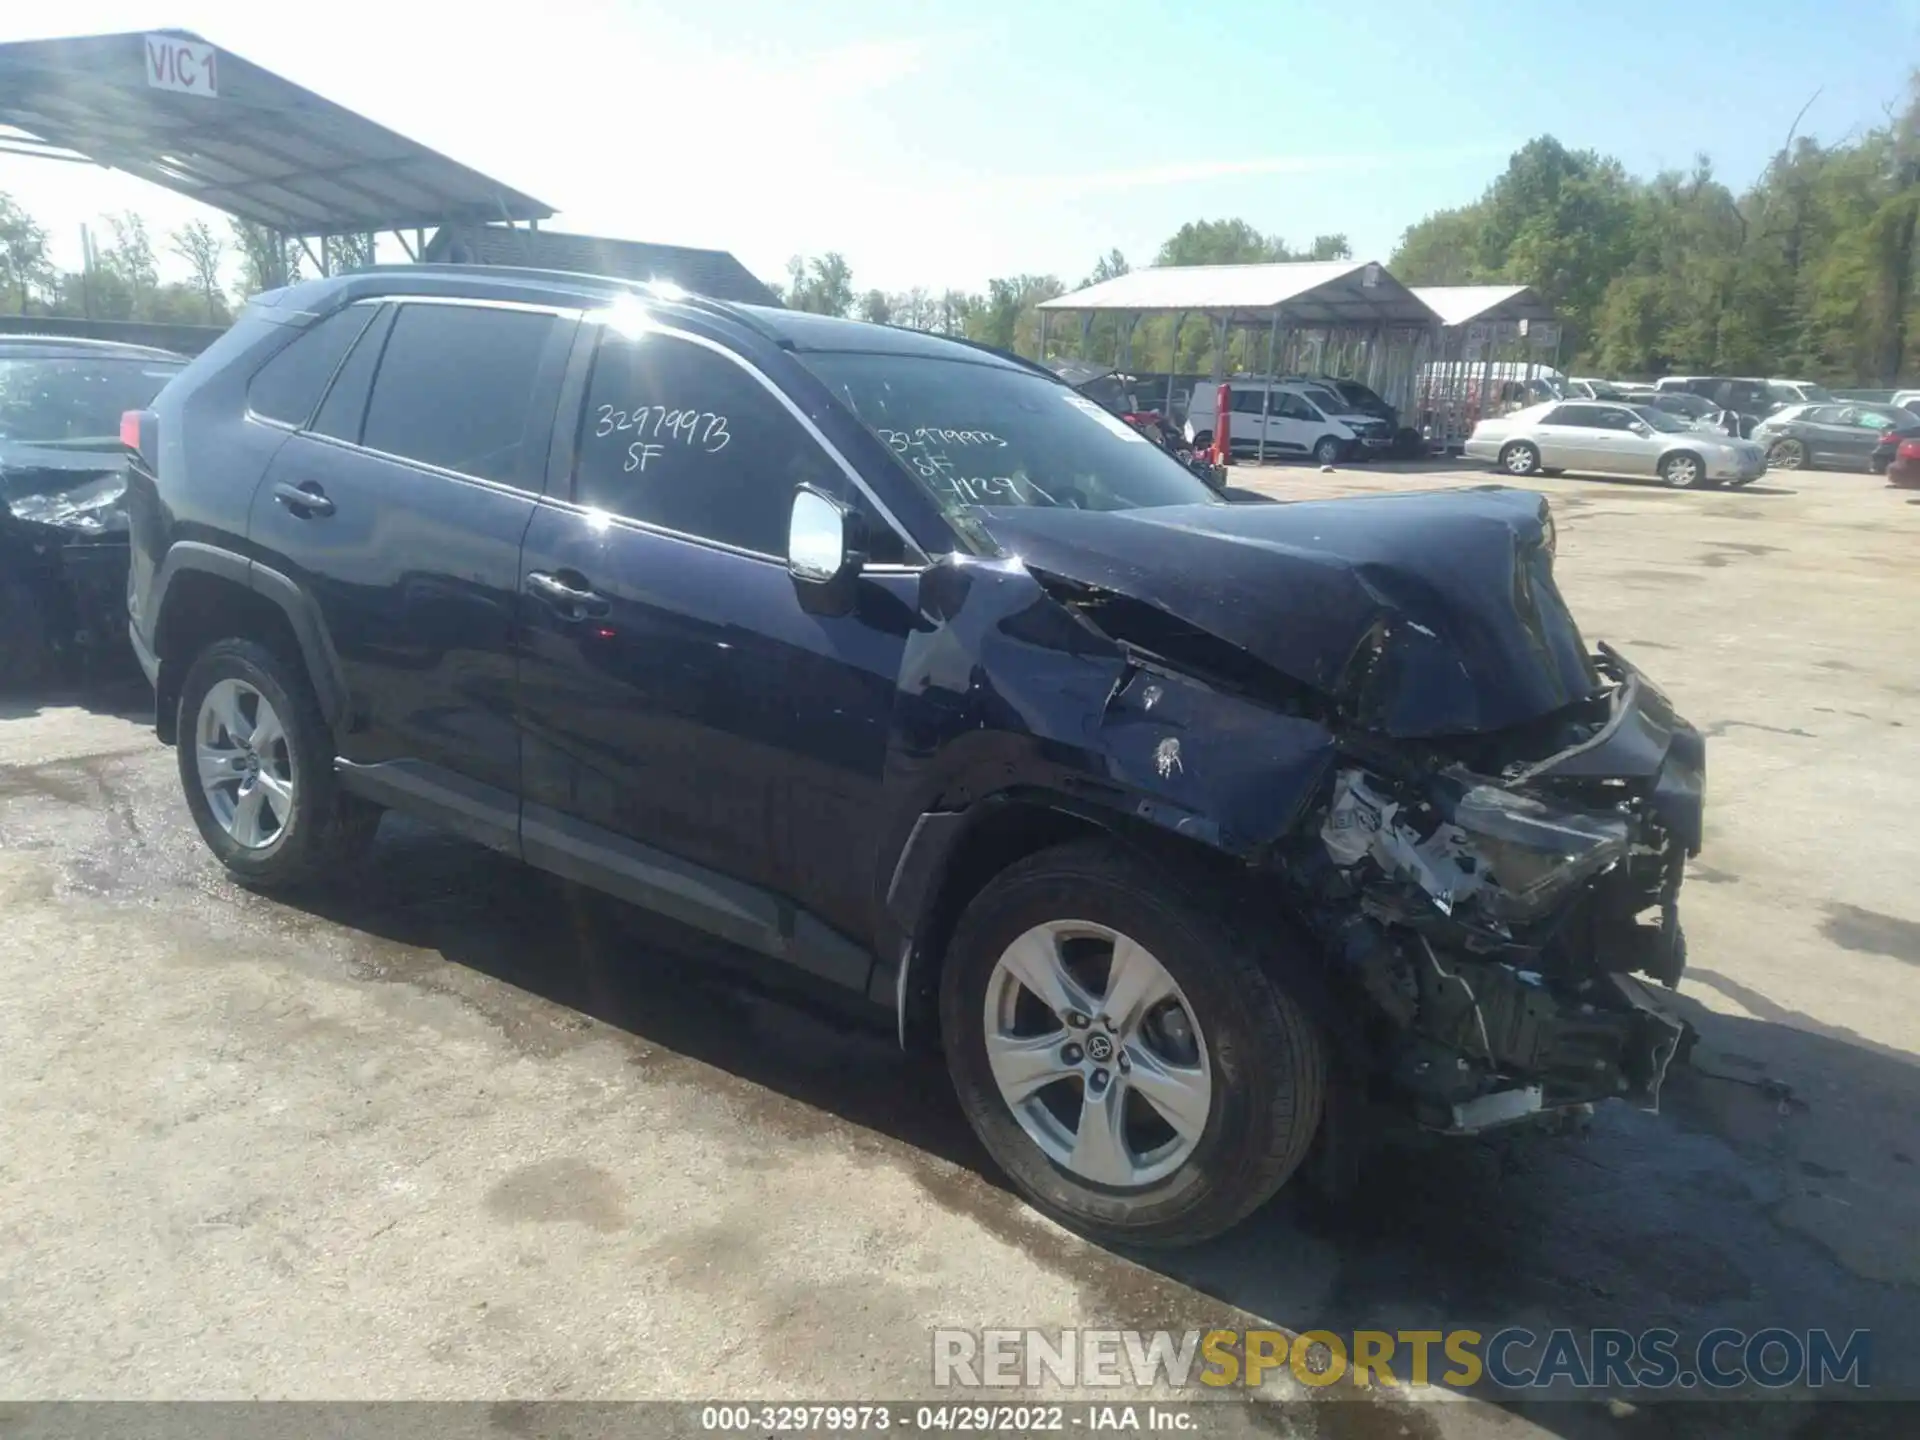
0;657;151;721
251;812;1920;1436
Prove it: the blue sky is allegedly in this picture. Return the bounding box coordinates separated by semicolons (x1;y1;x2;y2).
3;0;1916;294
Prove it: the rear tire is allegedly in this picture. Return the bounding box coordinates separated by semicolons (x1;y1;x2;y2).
176;638;381;889
939;840;1326;1248
1499;441;1541;477
1767;438;1807;470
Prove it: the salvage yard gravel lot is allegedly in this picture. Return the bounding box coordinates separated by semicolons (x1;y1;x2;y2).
1;459;1916;1436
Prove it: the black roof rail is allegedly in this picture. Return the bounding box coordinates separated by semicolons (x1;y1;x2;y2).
336;262;787;340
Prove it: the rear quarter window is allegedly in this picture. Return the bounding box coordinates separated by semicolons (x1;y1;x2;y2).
246;305;377;427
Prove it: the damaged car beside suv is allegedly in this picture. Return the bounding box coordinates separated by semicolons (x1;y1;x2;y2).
125;267;1704;1247
1;336;184;688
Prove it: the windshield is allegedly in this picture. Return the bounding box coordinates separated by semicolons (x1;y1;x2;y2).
801;352;1220;514
1303;383;1359;416
1631;406;1694;434
0;356;181;446
1075;374;1135;415
1584;380;1624;399
1770;381;1832;404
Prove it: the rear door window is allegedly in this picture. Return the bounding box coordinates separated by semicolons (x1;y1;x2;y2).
360;303;569;488
247;305;377;427
1542;404;1602;427
310;304;393;444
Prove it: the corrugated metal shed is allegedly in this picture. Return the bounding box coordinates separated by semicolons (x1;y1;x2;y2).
1038;261;1439;326
421;227;779;307
0;30;552;236
1410;285;1557;328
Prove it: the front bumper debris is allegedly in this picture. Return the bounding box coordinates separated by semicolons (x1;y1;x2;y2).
1303;646;1702;1133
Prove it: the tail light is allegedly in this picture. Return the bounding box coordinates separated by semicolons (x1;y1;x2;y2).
1898;439;1920;461
121;408;156;466
1881;427;1898;444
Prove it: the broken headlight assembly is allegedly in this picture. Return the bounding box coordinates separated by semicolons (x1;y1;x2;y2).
1440;778;1627;923
1320;766;1629;929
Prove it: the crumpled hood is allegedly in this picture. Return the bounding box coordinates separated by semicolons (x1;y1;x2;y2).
0;442;132;535
975;487;1602;738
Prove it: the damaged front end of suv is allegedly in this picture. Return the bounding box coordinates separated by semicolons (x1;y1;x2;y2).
1300;646;1699;1132
967;485;1702;1142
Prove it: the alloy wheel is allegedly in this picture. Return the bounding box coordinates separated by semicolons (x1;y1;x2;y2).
1769;439;1805;470
1663;455;1701;488
1503;445;1538;475
982;921;1211;1188
194;678;293;848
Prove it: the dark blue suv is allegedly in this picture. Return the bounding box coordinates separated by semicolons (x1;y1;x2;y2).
126;265;1705;1246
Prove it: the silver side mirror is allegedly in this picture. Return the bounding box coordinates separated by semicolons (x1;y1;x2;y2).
787;485;867;616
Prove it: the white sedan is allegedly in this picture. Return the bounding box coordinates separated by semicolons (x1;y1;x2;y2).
1465;400;1768;489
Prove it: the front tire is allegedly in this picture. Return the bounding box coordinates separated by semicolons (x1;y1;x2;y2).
939;840;1326;1248
1499;441;1541;476
1660;451;1707;489
1312;435;1343;467
176;638;380;889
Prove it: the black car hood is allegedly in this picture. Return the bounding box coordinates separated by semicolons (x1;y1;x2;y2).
975;487;1601;738
0;442;132;535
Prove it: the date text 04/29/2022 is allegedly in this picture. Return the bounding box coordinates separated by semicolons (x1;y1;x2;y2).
700;1405;1194;1432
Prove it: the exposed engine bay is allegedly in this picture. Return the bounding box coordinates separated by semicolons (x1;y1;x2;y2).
1298;646;1700;1132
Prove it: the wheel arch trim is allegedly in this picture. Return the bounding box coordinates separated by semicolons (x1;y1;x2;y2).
150;542;349;730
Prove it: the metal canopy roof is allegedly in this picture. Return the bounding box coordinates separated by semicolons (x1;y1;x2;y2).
421;226;779;306
1038;261;1440;327
1410;284;1557;329
0;30;553;237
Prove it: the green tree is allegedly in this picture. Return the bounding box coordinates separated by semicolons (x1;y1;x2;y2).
230;218;299;297
969;274;1063;354
892;286;935;330
783;253;856;316
170;219;228;323
859;288;894;325
99;212;160;318
933;289;981;336
0;192;54;314
323;232;376;274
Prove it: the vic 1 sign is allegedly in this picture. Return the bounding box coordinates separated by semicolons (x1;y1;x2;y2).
145;35;218;98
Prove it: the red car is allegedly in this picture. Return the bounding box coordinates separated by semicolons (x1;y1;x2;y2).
1889;438;1920;488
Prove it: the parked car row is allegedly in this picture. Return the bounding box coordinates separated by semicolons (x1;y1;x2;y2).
1533;374;1920;477
1465;399;1767;489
